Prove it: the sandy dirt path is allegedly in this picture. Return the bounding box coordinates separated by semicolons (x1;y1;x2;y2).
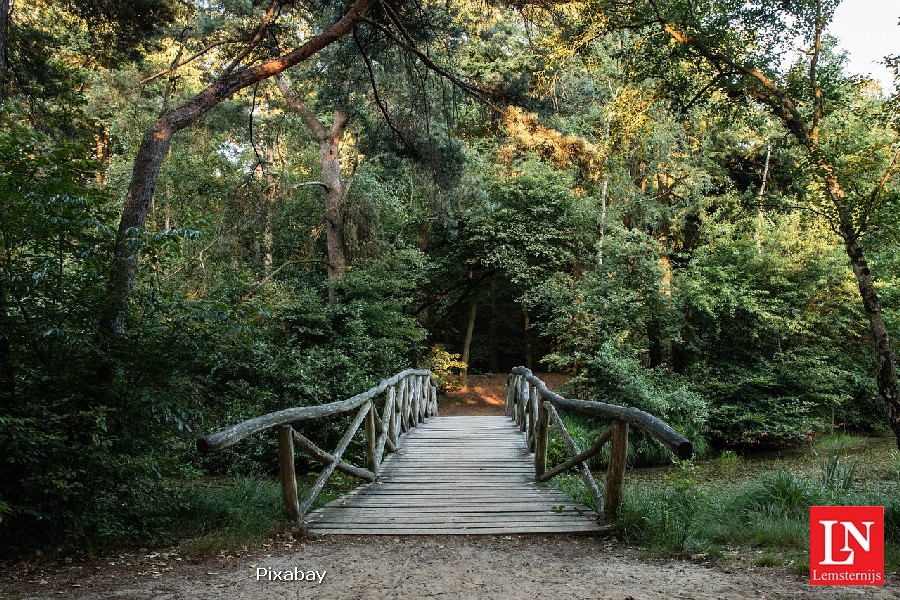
5;534;895;599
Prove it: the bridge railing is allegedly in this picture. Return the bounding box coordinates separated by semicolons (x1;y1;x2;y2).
507;366;692;520
197;368;438;523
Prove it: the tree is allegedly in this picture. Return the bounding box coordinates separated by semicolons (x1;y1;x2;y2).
598;0;900;447
0;0;8;103
276;75;354;282
100;0;377;335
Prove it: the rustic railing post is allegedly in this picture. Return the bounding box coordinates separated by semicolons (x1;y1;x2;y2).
429;380;438;417
387;386;398;446
604;420;629;519
527;385;538;452
400;378;410;432
277;425;301;523
365;401;377;472
505;374;515;417
416;376;424;424
409;377;419;428
517;377;528;431
534;394;549;478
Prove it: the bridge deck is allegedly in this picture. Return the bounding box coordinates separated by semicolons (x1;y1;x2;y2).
303;416;605;535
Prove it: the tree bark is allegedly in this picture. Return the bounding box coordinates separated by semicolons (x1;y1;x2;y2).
461;295;478;379
321;109;349;280
827;172;900;446
99;0;375;334
0;0;7;103
276;75;350;283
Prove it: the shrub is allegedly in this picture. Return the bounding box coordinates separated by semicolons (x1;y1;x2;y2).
422;345;468;391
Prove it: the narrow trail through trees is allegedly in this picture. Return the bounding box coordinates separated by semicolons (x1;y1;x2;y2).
439;373;570;416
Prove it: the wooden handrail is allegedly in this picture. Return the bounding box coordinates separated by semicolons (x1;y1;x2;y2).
197;368;433;453
506;366;693;519
197;368;438;522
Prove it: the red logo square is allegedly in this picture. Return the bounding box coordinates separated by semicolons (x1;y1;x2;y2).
810;506;884;586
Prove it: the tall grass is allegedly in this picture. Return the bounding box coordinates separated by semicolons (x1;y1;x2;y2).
130;473;356;555
556;448;900;571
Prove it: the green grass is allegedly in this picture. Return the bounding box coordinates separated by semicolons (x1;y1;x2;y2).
752;552;782;567
551;433;900;572
176;477;286;555
145;472;357;556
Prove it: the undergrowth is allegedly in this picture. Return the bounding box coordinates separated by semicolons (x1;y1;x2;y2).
551;443;900;573
176;473;356;555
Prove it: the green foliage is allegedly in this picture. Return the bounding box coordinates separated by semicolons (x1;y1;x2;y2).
678;212;878;446
549;344;709;465
549;473;596;510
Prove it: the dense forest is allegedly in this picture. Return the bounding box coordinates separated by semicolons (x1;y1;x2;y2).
1;0;898;555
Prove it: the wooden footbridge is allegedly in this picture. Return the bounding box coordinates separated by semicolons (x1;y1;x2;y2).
199;368;692;535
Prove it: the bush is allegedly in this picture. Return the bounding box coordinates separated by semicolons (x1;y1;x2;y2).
554;344;709;466
422;345;468;391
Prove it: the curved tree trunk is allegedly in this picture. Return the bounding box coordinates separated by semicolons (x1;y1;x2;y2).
0;0;8;103
828;174;900;447
275;75;351;285
98;0;375;334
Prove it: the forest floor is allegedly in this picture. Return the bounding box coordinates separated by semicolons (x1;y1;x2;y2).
437;372;570;416
3;373;897;599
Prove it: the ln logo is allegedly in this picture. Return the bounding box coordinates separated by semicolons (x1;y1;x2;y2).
810;506;884;586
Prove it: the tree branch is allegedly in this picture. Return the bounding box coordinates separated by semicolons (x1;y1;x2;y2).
141;39;235;84
361;4;501;112
275;73;327;139
294;181;330;191
223;0;284;76
661;21;814;149
353;25;418;155
860;146;900;232
809;0;823;144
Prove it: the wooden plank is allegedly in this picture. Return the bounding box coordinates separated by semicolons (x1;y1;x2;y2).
306;525;607;535
325;508;585;515
332;502;586;509
304;415;605;535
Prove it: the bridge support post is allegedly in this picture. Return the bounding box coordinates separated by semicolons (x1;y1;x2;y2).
387;386;399;446
517;378;528;432
604;421;628;519
277;425;301;523
400;378;410;433
365;402;377;472
534;394;549;478
527;385;539;452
